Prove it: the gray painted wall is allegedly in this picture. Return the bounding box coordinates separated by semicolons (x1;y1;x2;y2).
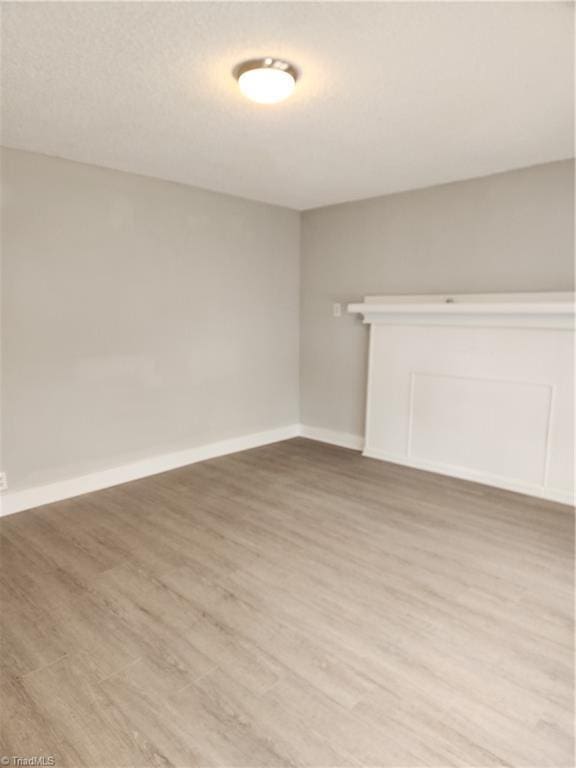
1;148;300;490
300;160;575;438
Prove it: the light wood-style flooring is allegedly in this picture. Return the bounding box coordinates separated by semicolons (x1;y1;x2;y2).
1;438;574;767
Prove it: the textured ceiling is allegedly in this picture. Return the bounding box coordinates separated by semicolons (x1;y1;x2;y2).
1;2;573;209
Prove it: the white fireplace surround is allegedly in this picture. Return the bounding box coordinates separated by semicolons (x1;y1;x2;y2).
348;292;575;504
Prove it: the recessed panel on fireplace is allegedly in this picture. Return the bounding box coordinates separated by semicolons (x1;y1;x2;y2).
409;372;552;485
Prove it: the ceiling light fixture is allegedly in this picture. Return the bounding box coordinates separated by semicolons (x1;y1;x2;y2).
234;58;298;104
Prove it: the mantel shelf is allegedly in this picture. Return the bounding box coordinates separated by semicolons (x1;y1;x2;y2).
348;292;575;329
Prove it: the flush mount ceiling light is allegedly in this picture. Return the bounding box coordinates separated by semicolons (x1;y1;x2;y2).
234;58;298;104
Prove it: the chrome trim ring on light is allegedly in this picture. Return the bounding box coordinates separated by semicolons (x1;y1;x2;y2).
233;58;299;82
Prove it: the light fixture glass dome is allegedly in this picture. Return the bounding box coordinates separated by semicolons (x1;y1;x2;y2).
235;58;298;104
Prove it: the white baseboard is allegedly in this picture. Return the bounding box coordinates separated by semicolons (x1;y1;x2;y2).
363;447;575;506
0;424;301;517
299;424;364;451
3;423;571;516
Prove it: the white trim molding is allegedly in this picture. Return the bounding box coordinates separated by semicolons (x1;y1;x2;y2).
0;425;300;517
2;415;572;517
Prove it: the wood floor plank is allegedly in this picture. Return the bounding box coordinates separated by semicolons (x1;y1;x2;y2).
1;437;573;767
170;668;359;767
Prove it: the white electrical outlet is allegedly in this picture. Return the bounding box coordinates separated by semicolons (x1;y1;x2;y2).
332;302;342;317
0;472;7;491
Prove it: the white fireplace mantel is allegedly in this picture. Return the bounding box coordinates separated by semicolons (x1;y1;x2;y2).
348;292;575;329
347;292;574;504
